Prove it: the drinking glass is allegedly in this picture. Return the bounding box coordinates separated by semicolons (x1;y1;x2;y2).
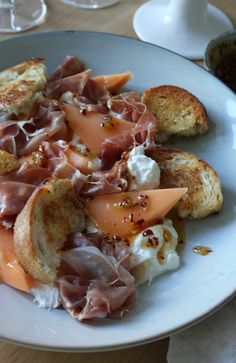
61;0;120;9
0;0;47;33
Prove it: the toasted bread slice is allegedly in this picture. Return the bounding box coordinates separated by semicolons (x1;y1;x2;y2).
142;85;208;142
148;147;223;218
14;179;85;283
0;149;19;175
0;58;46;119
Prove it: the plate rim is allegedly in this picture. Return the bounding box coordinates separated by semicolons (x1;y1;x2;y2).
0;290;235;352
0;28;235;98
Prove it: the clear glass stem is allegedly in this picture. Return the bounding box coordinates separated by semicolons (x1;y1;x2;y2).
0;0;47;33
0;0;14;8
0;0;14;32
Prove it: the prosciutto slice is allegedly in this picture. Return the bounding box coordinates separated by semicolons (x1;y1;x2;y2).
0;140;87;222
41;141;88;192
100;120;155;170
108;92;143;122
46;69;91;98
80;281;135;320
0;182;35;218
58;278;135;321
82;78;110;104
0;101;67;156
61;245;133;285
58;276;88;317
63;231;130;270
58;232;135;320
61;77;110;114
48;56;85;81
101;94;158;169
0;159;51;220
41;141;128;198
80;159;129;196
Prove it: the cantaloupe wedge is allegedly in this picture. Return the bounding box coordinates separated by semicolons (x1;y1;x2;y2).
92;71;133;93
84;188;188;238
63;104;135;155
64;146;101;175
0;226;34;292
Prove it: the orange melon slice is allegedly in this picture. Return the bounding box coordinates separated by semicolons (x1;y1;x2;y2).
63;104;135;155
0;226;34;292
84;188;187;238
64;146;101;175
92;71;133;93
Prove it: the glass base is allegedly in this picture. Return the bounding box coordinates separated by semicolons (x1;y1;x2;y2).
61;0;119;9
0;0;47;33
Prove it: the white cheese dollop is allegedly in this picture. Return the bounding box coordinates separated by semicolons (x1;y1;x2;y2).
127;145;160;191
129;219;180;285
31;283;60;309
60;91;75;105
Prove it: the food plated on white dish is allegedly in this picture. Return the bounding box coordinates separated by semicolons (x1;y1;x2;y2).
0;31;235;351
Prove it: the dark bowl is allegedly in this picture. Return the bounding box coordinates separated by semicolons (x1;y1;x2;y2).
204;29;236;74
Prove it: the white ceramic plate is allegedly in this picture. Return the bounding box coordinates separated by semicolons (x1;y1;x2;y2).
0;31;235;352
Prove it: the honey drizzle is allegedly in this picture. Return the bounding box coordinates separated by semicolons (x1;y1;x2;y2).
167;210;185;254
193;246;213;256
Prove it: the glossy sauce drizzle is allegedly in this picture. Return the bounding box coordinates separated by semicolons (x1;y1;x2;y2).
193;246;213;256
167;210;185;254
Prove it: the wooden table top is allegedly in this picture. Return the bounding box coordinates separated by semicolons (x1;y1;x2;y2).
0;1;235;362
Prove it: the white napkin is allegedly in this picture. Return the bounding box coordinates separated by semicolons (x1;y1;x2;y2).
167;297;236;363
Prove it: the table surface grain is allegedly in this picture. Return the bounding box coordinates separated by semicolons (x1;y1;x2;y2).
0;1;235;362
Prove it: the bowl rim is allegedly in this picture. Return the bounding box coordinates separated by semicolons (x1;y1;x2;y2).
204;29;236;72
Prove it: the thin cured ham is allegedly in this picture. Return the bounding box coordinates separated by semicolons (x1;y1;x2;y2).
46;69;91;99
0;160;51;219
0;182;36;218
58;277;135;321
100;93;158;168
0;101;67;157
0;140;86;221
62;231;131;270
80;281;135;320
108;92;143;122
60;75;111;114
58;232;135;320
48;56;85;82
82;78;110;104
80;159;129;196
100;113;157;169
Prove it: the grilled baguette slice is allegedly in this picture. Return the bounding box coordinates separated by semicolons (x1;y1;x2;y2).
0;58;46;119
14;179;85;284
148;147;223;218
142;85;208;142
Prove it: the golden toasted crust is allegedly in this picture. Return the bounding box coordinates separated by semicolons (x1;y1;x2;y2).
0;149;19;175
0;58;46;119
14;179;85;283
142;85;208;142
9;58;44;73
148;147;223;218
